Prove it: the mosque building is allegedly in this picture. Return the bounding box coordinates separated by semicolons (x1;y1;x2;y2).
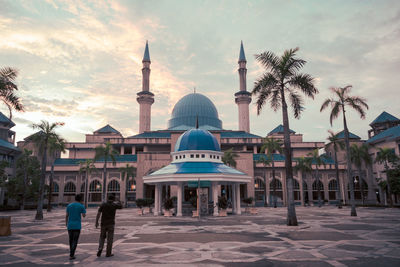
13;42;400;212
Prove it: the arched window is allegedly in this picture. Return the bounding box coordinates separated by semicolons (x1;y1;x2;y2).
89;180;102;202
348;176;368;200
312;180;324;201
127;179;136;192
293;179;300;200
89;180;102;192
64;182;76;193
52;182;59;193
254;177;265;201
81;183;85;193
328;180;338;200
108;180;120;192
269;179;283;203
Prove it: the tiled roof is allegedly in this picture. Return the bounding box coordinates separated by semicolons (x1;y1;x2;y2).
54;154;137;165
129;131;171;138
367;125;400;144
336;130;361;140
149;162;245;176
0;112;15;127
254;154;336;164
268;124;295;135
94;124;121;134
0;139;20;152
220;131;261;138
370;111;399;125
253;153;285;161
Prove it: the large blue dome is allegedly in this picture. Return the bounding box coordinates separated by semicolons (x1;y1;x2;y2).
168;93;222;130
174;129;221;152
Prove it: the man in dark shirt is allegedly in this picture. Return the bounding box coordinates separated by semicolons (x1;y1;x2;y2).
95;195;122;257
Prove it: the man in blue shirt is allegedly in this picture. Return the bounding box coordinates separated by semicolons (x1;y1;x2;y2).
66;194;86;260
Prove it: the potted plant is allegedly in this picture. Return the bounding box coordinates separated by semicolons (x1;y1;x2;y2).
163;197;174;217
218;195;228;216
243;197;253;213
136;198;145;215
190;196;198;217
144;198;154;214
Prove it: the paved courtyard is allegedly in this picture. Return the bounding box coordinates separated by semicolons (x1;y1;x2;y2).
1;206;400;266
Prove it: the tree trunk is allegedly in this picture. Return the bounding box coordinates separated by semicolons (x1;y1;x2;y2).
385;162;393;207
343;110;357;216
334;151;343;208
47;162;55;212
102;160;107;203
84;170;89;208
281;90;298;226
316;167;321;207
35;145;48;220
300;171;305;206
263;168;267;207
358;167;365;205
272;161;277;208
125;174;129;208
21;169;28;210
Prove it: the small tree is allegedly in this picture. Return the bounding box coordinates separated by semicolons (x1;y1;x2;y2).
222;148;239;167
118;164;136;208
350;144;372;205
294;156;312;206
47;136;66;212
326;130;345;208
260;137;282;208
79;159;97;208
307;149;327;207
257;155;271;207
94;142;119;203
375;148;399;207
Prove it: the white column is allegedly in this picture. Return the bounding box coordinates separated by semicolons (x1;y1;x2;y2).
154;184;160;216
158;184;162;214
232;184;237;214
212;182;219;216
177;182;182;217
236;184;241;214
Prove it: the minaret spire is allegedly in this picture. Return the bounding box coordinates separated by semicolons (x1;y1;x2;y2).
137;41;154;133
235;41;251;132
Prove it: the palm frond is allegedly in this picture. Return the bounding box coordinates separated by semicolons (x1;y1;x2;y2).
270;88;281;112
329;102;341;126
288;73;318;99
255;51;280;71
252;73;278;95
289;91;304;119
320;98;332;112
0;67;18;81
346;97;368;119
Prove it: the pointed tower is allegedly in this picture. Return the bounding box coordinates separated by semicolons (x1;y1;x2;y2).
235;41;251;132
137;41;154;133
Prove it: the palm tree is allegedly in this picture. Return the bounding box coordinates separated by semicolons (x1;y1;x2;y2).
307;149;327;207
222;148;239;168
326;130;345;208
257;155;270;207
0;67;24;119
294;156;312;206
260;137;282;208
94;142;119;203
15;149;33;210
47;136;66;212
119;164;136;208
375;147;398;207
350;144;372;205
79;159;97;208
252;47;318;226
320;85;368;216
31;121;65;220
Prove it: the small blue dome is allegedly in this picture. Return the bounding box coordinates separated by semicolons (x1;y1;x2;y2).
168;93;222;130
174;129;221;152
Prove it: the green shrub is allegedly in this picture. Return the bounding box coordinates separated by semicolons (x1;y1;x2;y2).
136;199;145;208
218;195;228;209
145;198;154;207
164;198;174;210
243;197;253;206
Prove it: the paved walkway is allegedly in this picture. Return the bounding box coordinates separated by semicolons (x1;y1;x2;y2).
1;206;400;266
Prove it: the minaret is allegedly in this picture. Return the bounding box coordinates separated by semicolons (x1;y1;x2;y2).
235;41;251;132
137;41;154;133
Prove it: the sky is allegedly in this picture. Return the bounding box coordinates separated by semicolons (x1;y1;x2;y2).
1;0;399;143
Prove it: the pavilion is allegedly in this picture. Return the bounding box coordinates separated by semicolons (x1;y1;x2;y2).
143;128;252;216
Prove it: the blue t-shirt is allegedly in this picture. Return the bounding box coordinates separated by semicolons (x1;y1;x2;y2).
66;202;86;230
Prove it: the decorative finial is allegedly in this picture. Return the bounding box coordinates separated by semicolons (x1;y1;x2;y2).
143;40;150;62
239;40;246;62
